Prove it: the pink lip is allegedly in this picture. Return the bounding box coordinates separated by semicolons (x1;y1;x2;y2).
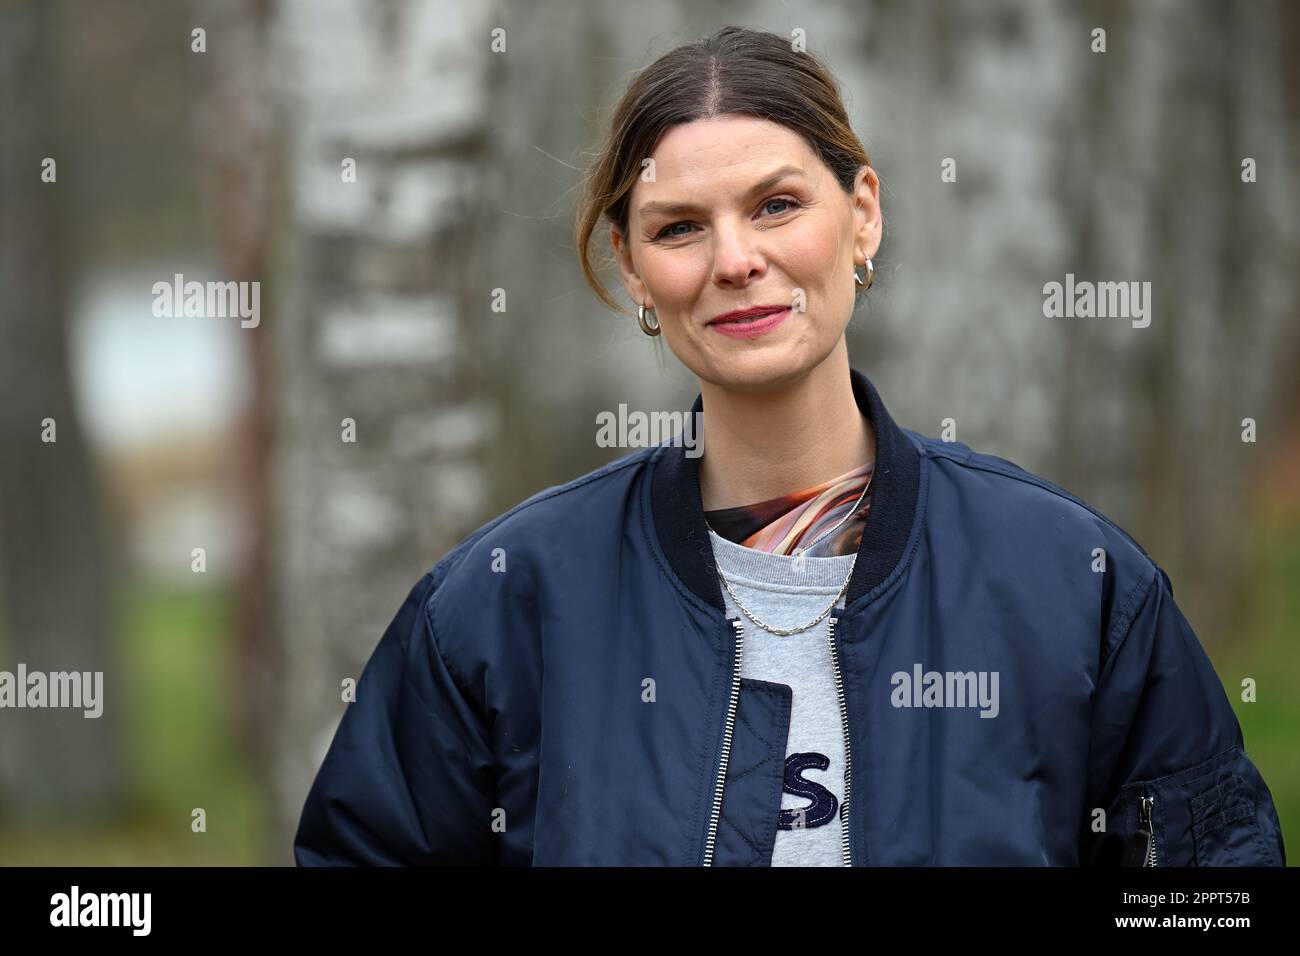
707;308;792;339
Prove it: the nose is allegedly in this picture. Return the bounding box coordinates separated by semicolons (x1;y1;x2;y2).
710;219;767;287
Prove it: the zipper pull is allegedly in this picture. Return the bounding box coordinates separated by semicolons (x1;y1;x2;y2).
1121;794;1155;867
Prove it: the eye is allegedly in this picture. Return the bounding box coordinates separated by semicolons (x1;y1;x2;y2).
761;196;801;216
653;221;696;241
651;195;803;242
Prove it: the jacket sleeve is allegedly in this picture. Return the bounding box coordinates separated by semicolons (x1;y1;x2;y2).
293;571;500;865
1083;563;1285;866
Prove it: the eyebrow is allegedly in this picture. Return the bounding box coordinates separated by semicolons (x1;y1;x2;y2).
637;164;809;219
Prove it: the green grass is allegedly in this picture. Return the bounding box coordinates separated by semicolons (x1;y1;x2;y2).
0;580;267;865
1221;507;1300;866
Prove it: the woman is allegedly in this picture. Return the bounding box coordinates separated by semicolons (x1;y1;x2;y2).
294;26;1284;867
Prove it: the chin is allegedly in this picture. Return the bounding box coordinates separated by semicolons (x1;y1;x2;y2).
702;346;819;393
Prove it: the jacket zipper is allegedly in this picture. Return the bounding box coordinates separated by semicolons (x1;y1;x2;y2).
828;611;853;866
702;613;855;866
702;617;745;866
1139;793;1158;866
1120;791;1159;866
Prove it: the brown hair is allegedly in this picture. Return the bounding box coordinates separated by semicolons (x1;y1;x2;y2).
575;25;873;317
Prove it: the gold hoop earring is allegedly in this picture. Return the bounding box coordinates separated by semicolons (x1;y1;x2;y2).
637;301;661;337
854;257;874;291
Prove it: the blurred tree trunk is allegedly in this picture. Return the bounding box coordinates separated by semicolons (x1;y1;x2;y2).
0;0;123;824
267;0;501;861
850;0;1300;648
193;0;278;844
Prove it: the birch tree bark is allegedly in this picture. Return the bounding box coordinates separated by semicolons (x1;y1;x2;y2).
268;0;500;859
839;0;1300;645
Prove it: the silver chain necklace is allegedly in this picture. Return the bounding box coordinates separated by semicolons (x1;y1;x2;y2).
706;471;873;637
716;549;858;635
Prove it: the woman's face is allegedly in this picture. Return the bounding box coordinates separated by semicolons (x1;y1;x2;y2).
611;115;881;391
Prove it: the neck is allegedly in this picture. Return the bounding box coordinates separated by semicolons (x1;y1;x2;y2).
697;343;875;512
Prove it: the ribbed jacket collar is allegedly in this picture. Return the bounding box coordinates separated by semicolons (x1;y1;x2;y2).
650;366;920;614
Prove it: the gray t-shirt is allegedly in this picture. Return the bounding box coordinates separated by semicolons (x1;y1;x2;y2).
707;528;856;866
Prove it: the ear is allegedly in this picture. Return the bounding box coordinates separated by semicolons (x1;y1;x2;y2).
610;224;650;307
851;165;883;262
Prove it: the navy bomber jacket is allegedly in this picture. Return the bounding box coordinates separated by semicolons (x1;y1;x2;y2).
294;367;1286;866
